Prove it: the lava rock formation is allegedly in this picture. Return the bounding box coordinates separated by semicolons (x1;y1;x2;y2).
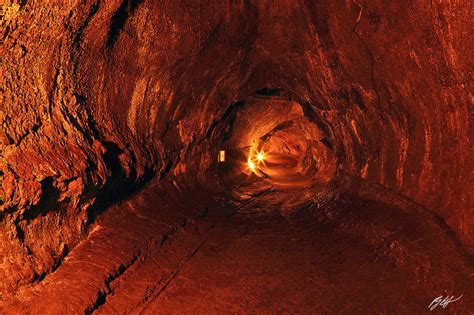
1;0;473;313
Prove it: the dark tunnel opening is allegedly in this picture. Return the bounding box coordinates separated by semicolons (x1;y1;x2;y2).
1;0;473;313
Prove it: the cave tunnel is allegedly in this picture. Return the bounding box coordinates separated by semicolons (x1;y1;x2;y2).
1;0;473;313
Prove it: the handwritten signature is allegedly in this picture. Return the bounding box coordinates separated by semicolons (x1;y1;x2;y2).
428;294;463;311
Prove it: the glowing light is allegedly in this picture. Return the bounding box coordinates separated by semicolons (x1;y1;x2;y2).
248;159;256;171
218;150;225;162
256;151;264;162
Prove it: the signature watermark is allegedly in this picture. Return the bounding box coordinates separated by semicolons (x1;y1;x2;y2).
428;294;463;311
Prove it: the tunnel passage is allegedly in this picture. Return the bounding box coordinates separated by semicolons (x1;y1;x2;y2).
1;0;473;313
216;96;337;189
209;95;342;214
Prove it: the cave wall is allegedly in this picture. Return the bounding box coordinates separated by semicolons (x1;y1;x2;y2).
1;0;472;294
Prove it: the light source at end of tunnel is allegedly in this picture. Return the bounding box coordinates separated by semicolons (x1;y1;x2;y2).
246;145;266;174
248;159;256;172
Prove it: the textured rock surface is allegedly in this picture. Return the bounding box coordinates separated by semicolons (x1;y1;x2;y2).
1;0;473;312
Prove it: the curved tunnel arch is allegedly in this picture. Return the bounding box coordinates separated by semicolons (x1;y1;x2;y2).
1;0;473;312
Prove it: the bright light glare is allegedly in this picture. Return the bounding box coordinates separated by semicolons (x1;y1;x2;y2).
248;160;256;171
247;146;265;173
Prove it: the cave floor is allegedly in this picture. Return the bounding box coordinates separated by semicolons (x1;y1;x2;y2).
4;181;473;313
137;194;412;314
97;188;473;314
